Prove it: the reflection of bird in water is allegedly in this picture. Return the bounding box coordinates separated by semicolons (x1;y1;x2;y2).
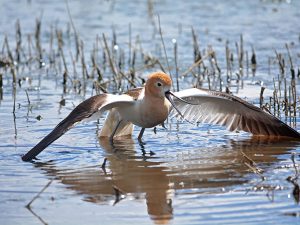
34;136;300;224
23;72;300;161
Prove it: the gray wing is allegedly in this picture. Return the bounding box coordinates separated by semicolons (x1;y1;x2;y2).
170;88;300;138
22;94;134;161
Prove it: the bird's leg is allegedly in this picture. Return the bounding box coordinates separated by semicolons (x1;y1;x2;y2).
109;120;122;143
138;128;145;145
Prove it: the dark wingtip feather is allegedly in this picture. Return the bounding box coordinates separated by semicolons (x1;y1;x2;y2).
276;121;300;139
21;114;79;162
22;94;108;162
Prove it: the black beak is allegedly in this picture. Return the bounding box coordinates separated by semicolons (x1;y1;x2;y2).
165;91;195;119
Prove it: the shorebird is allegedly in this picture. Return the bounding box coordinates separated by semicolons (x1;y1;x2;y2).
22;72;300;161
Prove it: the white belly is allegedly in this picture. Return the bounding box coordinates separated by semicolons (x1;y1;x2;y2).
118;98;171;128
118;103;148;127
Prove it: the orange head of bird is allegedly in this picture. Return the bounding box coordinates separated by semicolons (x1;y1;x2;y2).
145;72;197;120
145;72;172;98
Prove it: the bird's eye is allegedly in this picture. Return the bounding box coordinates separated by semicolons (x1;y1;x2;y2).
157;82;162;87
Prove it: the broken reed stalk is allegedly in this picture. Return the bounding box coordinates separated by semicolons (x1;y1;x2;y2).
277;74;282;100
27;34;32;65
56;29;68;73
235;35;244;79
55;29;68;92
15;19;22;64
128;23;132;65
291;152;299;179
225;41;232;83
25;89;31;105
63;71;68;93
12;85;17;138
80;40;89;79
292;82;296;121
93;81;107;94
112;26;117;50
157;15;173;85
111;28;120;72
285;43;297;121
268;57;271;76
119;49;125;73
49;25;54;65
211;49;221;76
91;44;98;79
181;52;212;77
289;86;292;124
273;78;279;117
80;40;88;95
285;43;294;73
0;73;2;100
259;86;265;108
251;46;257;76
246;50;249;77
207;69;211;90
286;153;300;204
4;36;17;84
239;34;244;76
130;46;136;81
1;37;4;54
191;27;202;76
95;35;102;79
208;47;219;90
284;78;288;117
70;50;77;80
118;71;137;88
173;38;179;91
275;50;285;77
35;18;43;67
65;0;80;61
102;33;118;81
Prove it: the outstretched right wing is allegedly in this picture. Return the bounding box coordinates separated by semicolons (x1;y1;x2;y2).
22;94;134;161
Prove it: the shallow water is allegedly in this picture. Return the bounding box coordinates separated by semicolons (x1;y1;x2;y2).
1;0;300;224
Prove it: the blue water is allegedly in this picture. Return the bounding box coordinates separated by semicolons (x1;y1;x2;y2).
1;0;300;224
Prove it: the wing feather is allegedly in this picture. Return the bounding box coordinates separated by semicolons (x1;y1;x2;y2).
170;88;300;138
22;94;134;161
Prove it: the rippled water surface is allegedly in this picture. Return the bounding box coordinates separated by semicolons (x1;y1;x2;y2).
1;0;300;224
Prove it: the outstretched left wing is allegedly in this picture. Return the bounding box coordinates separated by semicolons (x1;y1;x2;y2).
169;88;300;138
22;94;134;161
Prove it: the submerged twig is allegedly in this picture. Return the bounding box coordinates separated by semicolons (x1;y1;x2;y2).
241;151;264;179
26;207;48;225
26;178;54;209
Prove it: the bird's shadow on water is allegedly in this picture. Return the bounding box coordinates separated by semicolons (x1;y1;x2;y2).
31;135;300;224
